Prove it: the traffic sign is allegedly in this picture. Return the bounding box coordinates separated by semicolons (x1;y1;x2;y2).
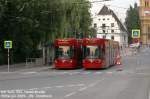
132;29;140;38
132;38;140;43
4;40;12;72
4;41;12;49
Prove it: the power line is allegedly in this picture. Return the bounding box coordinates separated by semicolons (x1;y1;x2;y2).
73;0;113;4
91;3;128;10
90;0;113;3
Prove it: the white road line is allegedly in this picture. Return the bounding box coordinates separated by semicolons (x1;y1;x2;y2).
27;84;85;91
22;72;37;75
83;72;91;74
69;72;80;75
76;84;85;87
106;71;113;74
64;92;77;98
55;86;65;88
56;72;69;75
67;84;85;87
67;84;78;87
95;72;102;74
29;88;39;90
62;72;69;74
42;87;52;89
78;87;88;91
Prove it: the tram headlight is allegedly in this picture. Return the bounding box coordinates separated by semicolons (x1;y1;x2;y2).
70;60;73;63
83;60;85;63
55;60;57;63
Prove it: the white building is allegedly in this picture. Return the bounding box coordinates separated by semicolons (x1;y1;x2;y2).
92;5;128;47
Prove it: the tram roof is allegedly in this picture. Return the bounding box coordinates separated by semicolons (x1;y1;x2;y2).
55;38;79;46
82;38;118;45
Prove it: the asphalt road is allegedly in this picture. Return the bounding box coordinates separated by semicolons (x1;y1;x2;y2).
0;48;150;99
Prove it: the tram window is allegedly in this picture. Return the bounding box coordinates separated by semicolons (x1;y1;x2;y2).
85;46;100;59
99;46;103;58
56;46;74;59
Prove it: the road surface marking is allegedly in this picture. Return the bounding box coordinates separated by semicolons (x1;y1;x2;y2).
95;72;102;74
83;72;91;74
62;72;69;74
106;71;113;74
67;84;78;87
26;84;86;91
42;87;52;89
64;92;77;98
67;84;85;87
56;72;69;75
22;72;37;75
76;84;85;87
29;88;39;90
55;86;65;88
69;72;80;75
78;87;88;91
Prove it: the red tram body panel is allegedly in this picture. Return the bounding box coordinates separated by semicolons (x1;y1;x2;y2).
82;38;120;69
54;38;82;69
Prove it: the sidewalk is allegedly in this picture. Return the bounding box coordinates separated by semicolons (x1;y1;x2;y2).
0;63;54;72
120;47;132;57
120;47;150;57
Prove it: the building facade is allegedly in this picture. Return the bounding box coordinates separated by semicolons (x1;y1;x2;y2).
92;5;128;47
140;0;150;45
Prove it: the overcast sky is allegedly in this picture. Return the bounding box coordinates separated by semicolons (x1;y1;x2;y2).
89;0;139;22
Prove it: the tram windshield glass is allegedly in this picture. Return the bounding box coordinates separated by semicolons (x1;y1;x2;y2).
56;46;74;59
85;46;100;59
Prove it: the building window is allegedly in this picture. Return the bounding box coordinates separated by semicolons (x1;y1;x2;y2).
148;34;150;39
103;30;106;33
145;1;149;7
124;36;126;41
111;23;114;27
103;18;105;21
94;23;97;28
148;27;150;39
107;18;109;20
102;24;106;28
98;19;101;21
111;35;114;40
103;35;106;39
111;30;114;33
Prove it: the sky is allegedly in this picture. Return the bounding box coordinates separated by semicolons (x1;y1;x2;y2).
89;0;140;22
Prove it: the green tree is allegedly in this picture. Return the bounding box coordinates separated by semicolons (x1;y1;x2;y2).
125;3;140;44
0;0;92;65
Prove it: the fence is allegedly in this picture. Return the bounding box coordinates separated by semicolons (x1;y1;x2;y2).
25;58;44;67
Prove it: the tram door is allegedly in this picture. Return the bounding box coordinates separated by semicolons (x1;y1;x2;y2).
105;41;109;67
110;41;113;65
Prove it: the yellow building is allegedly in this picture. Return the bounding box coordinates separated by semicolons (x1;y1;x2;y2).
140;0;150;45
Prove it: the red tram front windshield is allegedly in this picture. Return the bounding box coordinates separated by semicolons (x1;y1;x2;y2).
82;38;105;69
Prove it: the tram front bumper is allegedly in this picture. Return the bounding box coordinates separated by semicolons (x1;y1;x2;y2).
83;59;104;69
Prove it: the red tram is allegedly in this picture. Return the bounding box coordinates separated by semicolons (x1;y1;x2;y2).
82;38;120;69
54;38;82;69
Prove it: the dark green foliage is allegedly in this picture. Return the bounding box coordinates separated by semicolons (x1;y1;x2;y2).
0;0;92;64
125;3;140;44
